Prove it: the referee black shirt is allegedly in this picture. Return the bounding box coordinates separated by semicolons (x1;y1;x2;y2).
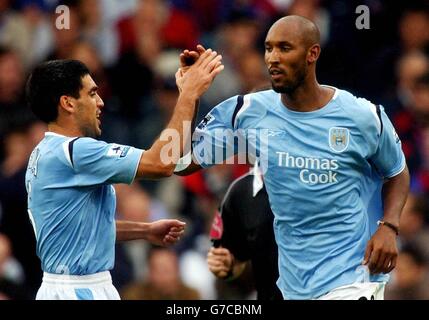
219;172;283;300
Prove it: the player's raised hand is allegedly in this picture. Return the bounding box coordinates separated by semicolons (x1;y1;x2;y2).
176;47;223;97
207;247;234;278
177;45;207;90
179;45;206;68
146;219;186;246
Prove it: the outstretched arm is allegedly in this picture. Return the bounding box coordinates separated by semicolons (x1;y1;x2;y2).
363;165;410;274
116;219;186;246
172;45;209;177
135;48;223;179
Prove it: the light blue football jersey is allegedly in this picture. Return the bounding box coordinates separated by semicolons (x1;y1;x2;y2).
25;132;143;275
192;87;406;299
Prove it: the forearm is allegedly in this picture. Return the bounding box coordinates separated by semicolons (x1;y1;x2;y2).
136;92;198;178
191;99;200;133
116;220;151;241
173;100;202;177
381;165;410;227
181;99;199;161
155;92;198;158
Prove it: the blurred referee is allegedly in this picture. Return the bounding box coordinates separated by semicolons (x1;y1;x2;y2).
207;164;282;300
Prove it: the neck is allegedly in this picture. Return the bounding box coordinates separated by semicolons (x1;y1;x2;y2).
48;122;82;138
280;78;334;112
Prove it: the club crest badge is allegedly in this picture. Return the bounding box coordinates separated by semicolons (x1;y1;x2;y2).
329;127;349;153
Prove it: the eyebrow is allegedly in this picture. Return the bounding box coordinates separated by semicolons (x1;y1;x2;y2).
88;86;98;94
264;40;294;46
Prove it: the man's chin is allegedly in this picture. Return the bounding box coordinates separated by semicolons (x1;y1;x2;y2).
271;78;301;94
271;83;291;94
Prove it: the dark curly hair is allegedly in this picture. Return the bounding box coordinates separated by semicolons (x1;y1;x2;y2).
26;60;90;123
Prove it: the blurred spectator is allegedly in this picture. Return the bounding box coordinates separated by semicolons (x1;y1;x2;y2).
237;50;270;93
116;182;171;224
117;0;199;55
202;13;261;112
0;0;29;67
179;235;217;299
399;193;429;259
115;183;170;283
0;0;52;70
171;0;228;34
0;46;31;161
386;50;429;116
0;47;24;106
391;68;429;192
399;9;429;53
0;233;30;300
111;0;159;121
215;12;261;64
412;71;429;118
0;121;45;298
408;71;429;193
121;246;200;300
179;164;248;251
76;0;119;66
385;242;429;300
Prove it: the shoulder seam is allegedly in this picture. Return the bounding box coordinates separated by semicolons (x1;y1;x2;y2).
375;104;383;135
68;137;81;167
233;94;252;129
62;137;81;168
231;95;244;128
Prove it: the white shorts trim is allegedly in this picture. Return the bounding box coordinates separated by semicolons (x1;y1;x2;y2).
36;271;120;300
317;282;386;300
42;271;112;286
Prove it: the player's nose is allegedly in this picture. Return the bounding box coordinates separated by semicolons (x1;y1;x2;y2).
267;49;281;64
96;94;104;109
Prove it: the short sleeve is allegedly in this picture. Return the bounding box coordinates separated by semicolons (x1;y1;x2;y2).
370;105;406;178
192;95;243;168
65;138;144;185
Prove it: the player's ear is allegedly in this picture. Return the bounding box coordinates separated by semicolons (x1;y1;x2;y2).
59;95;76;114
307;44;320;64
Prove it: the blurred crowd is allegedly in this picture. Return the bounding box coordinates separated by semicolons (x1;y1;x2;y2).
0;0;429;300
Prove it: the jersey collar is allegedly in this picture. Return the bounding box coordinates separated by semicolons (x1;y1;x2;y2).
45;132;79;138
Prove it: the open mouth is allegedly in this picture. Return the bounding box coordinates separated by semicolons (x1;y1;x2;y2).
269;68;284;80
270;73;283;80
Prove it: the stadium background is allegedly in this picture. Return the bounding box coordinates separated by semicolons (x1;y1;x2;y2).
0;0;428;300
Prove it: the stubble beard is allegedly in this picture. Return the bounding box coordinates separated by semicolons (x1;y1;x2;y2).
80;122;100;139
271;64;308;95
